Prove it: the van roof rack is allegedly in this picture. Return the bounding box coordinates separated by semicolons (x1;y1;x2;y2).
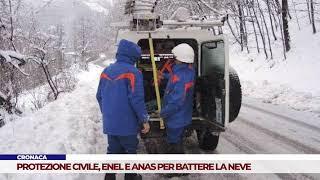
116;0;227;31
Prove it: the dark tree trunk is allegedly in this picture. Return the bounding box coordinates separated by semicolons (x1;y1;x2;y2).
282;0;291;51
306;0;312;24
41;62;59;100
287;5;292;20
238;1;244;51
212;27;216;36
271;1;279;31
227;18;242;45
8;0;16;51
291;0;300;30
245;0;260;53
258;0;273;59
266;0;277;40
252;0;268;58
274;0;281;12
239;2;249;53
310;0;317;33
277;8;287;59
45;64;59;93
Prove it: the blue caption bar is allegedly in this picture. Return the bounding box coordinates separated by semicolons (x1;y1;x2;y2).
0;154;66;160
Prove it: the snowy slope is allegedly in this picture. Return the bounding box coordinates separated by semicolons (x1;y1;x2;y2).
230;23;320;114
0;64;110;180
0;64;106;154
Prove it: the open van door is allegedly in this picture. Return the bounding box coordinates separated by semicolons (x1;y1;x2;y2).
198;40;229;128
194;40;230;151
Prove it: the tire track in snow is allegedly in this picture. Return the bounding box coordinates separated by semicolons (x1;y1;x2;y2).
275;173;319;180
242;103;320;133
238;117;320;154
195;131;296;180
221;122;318;180
275;174;301;180
220;129;262;154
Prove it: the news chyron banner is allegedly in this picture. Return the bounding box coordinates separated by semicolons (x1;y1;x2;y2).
0;154;320;173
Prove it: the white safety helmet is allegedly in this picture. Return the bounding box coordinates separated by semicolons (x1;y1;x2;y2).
172;43;195;64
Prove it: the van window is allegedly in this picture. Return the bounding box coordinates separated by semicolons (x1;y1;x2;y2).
201;41;225;76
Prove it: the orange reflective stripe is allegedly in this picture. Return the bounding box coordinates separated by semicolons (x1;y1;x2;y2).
171;74;180;83
115;73;136;93
165;62;174;74
101;72;136;92
101;73;111;80
156;60;173;85
184;81;194;95
160;60;174;74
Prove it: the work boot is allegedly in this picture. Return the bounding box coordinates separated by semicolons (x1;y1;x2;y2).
104;173;116;180
125;173;142;180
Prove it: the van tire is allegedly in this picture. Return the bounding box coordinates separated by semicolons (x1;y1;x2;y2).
197;130;219;151
229;67;242;123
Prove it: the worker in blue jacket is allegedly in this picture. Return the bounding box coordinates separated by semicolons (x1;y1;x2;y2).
96;39;150;180
159;43;195;154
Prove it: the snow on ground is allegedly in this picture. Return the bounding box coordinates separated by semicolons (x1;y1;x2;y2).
0;64;107;180
230;23;320;115
0;64;105;154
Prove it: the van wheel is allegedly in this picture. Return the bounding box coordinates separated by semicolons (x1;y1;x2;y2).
229;67;242;123
196;130;219;151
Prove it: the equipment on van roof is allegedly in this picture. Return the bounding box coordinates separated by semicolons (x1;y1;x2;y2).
119;0;228;31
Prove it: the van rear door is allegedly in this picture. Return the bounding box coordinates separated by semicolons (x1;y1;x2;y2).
198;40;229;128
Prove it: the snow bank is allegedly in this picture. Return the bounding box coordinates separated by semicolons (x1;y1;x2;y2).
230;23;320;115
241;80;320;114
0;63;109;180
0;64;106;154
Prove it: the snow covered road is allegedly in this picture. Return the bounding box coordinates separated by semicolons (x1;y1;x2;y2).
217;98;320;155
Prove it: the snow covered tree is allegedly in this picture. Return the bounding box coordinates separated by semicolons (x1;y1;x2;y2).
27;22;72;100
1;0;76;113
72;16;92;71
0;0;29;114
33;45;59;99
